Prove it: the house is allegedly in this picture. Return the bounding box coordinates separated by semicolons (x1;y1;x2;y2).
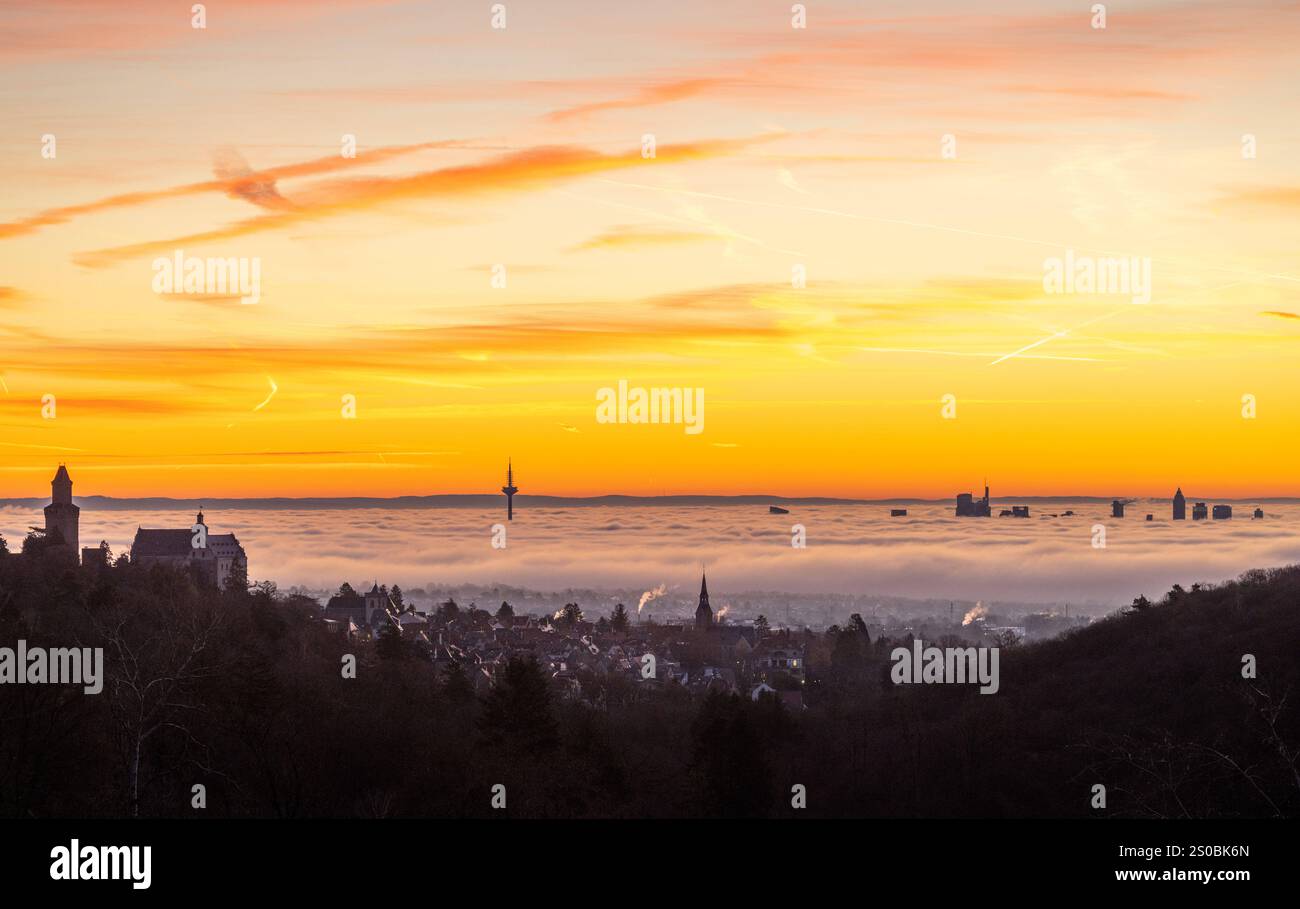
753;641;806;681
322;583;397;636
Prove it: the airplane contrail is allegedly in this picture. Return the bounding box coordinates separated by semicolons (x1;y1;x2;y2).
253;376;278;411
989;310;1124;366
987;280;1248;366
861;347;1101;363
989;331;1071;366
597;179;1300;287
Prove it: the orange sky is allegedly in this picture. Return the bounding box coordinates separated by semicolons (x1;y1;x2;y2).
1;0;1298;498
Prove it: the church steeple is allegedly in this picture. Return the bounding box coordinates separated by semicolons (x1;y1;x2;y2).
694;570;713;631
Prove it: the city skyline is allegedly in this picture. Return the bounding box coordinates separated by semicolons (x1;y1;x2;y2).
3;464;1296;505
7;463;1288;610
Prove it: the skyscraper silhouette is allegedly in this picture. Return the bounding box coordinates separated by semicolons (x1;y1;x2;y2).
955;481;991;517
1173;487;1186;520
502;460;518;521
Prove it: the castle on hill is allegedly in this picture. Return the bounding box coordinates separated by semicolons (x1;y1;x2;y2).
131;508;248;589
38;465;247;587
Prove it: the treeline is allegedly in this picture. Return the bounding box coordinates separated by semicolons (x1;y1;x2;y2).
1;533;1297;818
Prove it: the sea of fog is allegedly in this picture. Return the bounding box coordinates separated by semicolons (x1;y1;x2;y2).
3;500;1298;613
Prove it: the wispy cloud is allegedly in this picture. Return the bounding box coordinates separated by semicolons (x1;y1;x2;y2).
545;76;734;121
0;141;454;241
1217;186;1300;212
568;225;719;253
73;137;762;268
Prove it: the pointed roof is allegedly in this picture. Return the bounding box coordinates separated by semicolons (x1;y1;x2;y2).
696;570;712;626
52;464;72;484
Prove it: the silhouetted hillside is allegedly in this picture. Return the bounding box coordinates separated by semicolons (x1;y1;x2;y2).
1;533;1296;818
836;566;1300;817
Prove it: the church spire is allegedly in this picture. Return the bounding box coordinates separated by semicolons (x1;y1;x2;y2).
695;569;712;630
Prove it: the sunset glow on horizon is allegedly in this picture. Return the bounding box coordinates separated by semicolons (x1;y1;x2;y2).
3;0;1299;499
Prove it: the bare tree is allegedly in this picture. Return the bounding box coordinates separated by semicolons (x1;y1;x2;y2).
94;599;225;816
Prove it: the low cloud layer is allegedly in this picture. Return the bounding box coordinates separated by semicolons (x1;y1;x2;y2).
4;503;1296;609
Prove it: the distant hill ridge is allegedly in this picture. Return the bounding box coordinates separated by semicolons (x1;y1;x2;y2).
1;493;1295;511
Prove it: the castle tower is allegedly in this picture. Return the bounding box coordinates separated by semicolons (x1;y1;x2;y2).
43;464;80;559
501;460;518;521
694;570;713;631
1172;487;1186;520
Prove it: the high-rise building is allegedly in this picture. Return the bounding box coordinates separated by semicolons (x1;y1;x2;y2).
43;465;80;561
1172;488;1186;520
695;571;713;630
1192;502;1208;520
956;482;992;517
1212;505;1232;520
1111;500;1125;518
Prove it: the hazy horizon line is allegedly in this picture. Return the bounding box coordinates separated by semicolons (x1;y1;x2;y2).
1;492;1295;510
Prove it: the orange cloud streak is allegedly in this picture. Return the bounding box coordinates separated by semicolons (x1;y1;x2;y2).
569;225;720;252
72;137;764;267
0;141;459;241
